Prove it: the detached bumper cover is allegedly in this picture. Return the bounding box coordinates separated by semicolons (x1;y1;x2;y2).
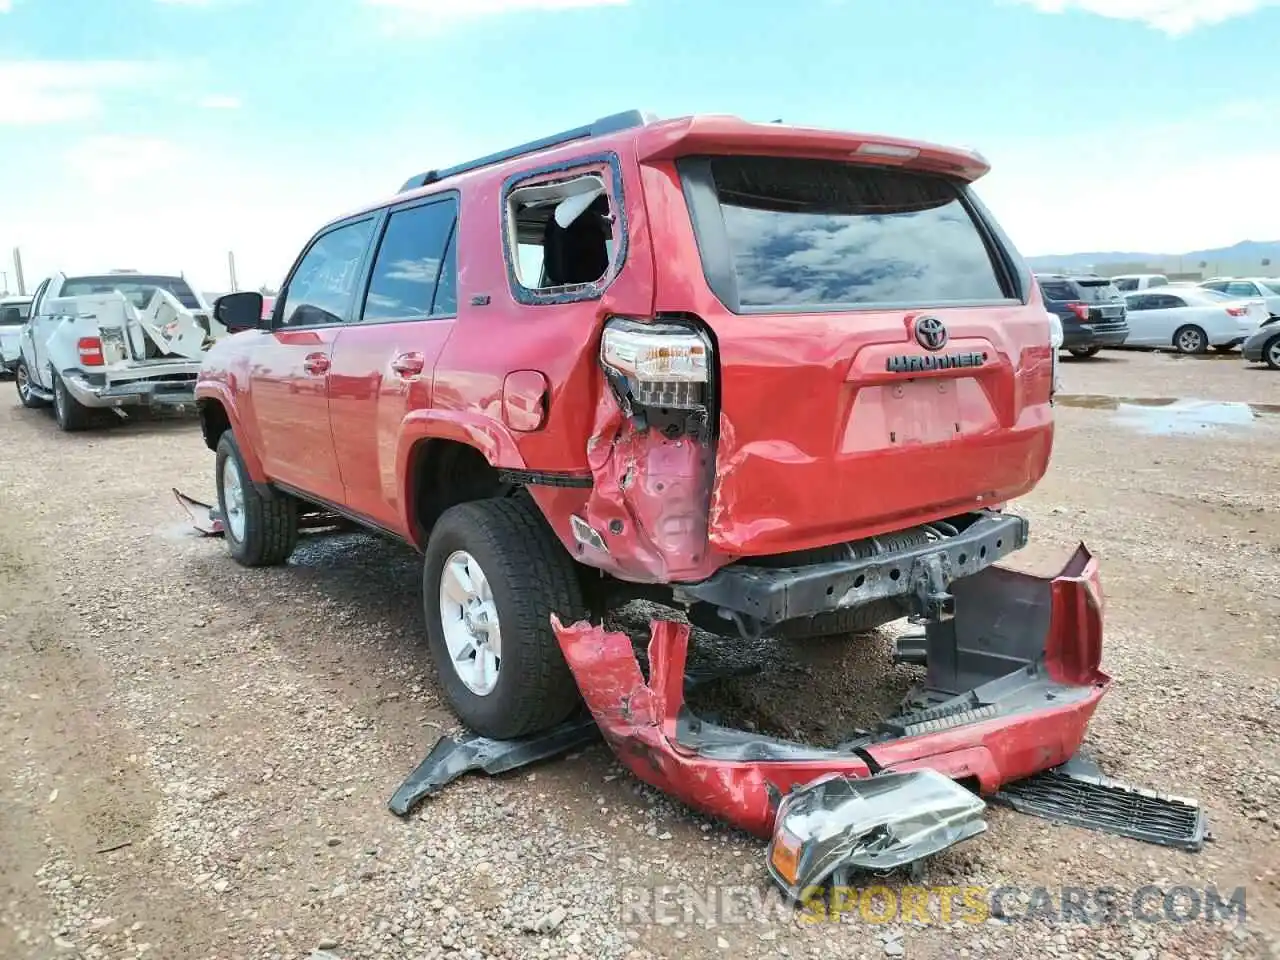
551;544;1109;838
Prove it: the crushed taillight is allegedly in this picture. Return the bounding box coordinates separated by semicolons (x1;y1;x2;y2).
600;317;710;411
1067;303;1091;321
77;336;104;366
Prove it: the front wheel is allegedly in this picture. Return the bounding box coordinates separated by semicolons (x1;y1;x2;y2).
1067;346;1101;359
1173;325;1208;355
214;431;298;566
423;497;587;739
15;361;48;409
52;373;95;431
1264;334;1280;371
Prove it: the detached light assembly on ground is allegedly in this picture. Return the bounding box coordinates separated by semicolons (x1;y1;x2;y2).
766;770;988;903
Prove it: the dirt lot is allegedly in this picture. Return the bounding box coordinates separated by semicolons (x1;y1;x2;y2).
1;349;1277;960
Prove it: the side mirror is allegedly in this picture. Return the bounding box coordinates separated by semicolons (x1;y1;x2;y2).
215;292;266;332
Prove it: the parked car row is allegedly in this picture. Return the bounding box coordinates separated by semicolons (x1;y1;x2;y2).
6;270;229;429
1035;271;1279;367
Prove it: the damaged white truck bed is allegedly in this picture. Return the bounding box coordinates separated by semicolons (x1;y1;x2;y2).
14;271;227;431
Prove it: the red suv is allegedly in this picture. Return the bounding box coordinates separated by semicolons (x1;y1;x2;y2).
199;110;1055;740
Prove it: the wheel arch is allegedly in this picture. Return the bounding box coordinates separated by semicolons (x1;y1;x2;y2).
394;414;524;547
196;385;267;483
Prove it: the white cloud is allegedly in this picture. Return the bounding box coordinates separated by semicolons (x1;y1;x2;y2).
0;0;12;13
63;135;190;194
366;0;628;28
199;94;241;109
0;60;161;125
1009;0;1280;34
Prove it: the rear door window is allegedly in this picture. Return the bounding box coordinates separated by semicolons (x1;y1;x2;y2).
1114;278;1138;292
359;196;459;323
1040;280;1075;302
680;156;1009;312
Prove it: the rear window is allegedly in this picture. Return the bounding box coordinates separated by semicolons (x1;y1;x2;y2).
60;275;202;310
1075;280;1121;303
682;156;1009;312
0;302;30;325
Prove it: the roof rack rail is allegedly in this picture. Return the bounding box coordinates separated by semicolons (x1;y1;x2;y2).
397;109;650;193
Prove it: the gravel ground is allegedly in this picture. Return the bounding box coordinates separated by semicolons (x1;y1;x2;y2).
1;349;1277;960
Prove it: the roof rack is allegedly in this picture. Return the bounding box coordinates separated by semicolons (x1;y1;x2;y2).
397;109;651;193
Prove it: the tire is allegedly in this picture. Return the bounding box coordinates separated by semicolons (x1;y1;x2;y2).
214;431;298;566
423;497;587;739
51;372;95;431
1067;346;1101;359
1173;325;1208;355
1264;334;1280;371
15;361;49;409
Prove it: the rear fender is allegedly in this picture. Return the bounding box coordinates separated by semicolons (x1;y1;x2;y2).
395;409;531;546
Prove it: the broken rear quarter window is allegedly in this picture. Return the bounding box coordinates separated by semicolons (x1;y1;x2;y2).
691;156;1008;312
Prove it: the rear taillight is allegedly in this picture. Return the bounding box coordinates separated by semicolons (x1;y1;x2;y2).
77;336;104;366
1225;306;1247;317
601;317;710;411
1067;303;1090;321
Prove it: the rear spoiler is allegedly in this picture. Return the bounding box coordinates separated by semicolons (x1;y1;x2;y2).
634;116;990;182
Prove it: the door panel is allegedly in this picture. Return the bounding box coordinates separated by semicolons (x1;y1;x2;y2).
330;194;460;532
250;216;376;500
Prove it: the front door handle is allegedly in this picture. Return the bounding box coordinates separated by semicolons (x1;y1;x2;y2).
391;352;425;377
302;352;330;375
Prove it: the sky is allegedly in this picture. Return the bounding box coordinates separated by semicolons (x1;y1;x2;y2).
1;0;1278;294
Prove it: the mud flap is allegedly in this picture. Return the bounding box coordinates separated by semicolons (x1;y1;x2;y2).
173;488;224;537
387;713;601;817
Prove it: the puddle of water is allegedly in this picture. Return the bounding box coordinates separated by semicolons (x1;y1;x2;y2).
1056;394;1280;436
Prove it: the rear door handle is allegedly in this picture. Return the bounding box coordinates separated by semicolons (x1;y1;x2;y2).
391;352;425;377
303;352;330;375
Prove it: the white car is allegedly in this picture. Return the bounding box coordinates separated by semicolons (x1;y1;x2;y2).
15;271;226;431
1121;287;1268;353
0;295;33;374
1197;278;1280;319
1112;273;1169;293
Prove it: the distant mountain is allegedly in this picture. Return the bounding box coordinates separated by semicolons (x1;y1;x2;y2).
1026;240;1280;274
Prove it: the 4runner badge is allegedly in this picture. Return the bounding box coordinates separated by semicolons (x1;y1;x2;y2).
885;316;985;372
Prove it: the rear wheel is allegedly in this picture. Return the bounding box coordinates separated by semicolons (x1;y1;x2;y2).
1173;325;1208;355
1264;334;1280;371
215;431;298;566
52;373;95;431
423;496;587;739
1067;346;1101;359
15;361;48;409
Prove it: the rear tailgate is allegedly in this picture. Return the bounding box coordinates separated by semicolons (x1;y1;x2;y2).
650;153;1053;556
1074;278;1126;325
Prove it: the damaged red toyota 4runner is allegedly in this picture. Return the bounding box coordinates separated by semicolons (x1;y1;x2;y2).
198;111;1107;871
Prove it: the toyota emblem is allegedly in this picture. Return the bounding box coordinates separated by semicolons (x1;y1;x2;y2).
914;316;949;351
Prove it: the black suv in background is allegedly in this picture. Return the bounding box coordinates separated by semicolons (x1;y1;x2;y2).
1037;273;1129;359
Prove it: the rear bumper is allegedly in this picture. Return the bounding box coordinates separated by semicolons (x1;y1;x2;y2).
1062;321;1128;349
62;365;200;408
551;544;1109;838
673;510;1028;626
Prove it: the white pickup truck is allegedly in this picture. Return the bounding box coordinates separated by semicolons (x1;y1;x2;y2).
14;271;228;431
